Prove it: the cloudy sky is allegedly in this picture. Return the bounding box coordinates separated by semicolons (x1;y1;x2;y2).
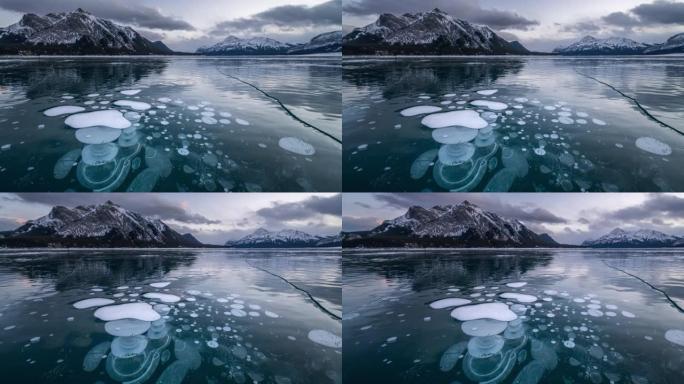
343;193;684;245
0;193;341;245
343;0;684;51
0;0;341;51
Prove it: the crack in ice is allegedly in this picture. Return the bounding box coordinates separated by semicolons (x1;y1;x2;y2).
245;261;341;321
215;67;342;144
602;260;684;313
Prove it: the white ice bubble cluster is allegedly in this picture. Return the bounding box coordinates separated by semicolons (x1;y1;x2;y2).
94;302;161;322
307;329;342;349
450;303;518;322
65;110;132;129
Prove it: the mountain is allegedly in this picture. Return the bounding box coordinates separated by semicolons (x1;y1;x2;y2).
343;201;559;248
0;8;173;55
288;31;342;54
0;201;202;248
196;36;291;55
226;228;340;248
342;8;530;55
553;36;649;55
582;228;683;248
644;33;684;55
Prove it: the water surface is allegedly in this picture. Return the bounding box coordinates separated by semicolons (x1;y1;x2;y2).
0;56;341;192
343;248;684;383
0;248;341;383
343;57;684;192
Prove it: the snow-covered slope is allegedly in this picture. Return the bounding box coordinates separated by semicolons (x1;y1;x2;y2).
343;201;558;248
582;228;682;248
288;31;342;54
343;8;530;55
197;35;291;55
0;8;173;55
645;33;684;55
2;201;200;247
226;228;339;248
554;36;649;55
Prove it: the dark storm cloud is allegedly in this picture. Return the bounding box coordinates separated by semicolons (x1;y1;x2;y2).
604;194;684;221
343;0;539;30
371;194;567;225
256;194;341;222
0;0;195;31
632;0;684;24
561;20;602;33
211;0;341;35
13;194;219;225
601;12;641;28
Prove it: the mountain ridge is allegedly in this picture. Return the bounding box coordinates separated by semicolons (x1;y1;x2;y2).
582;228;684;248
226;228;341;248
196;31;342;56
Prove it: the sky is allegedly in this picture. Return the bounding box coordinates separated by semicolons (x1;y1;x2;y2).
343;193;684;245
0;0;342;51
343;0;684;52
0;193;341;245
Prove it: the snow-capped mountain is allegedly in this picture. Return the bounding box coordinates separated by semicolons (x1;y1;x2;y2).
645;33;684;55
553;36;649;55
343;201;559;248
288;31;342;54
0;8;173;55
0;201;202;248
226;228;340;248
196;36;292;55
343;8;530;55
582;228;683;248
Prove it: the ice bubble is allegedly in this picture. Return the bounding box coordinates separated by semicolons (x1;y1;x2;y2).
531;339;558;370
558;117;574;125
438;143;476;166
467;335;505;358
44;106;86;117
177;148;189;156
429;298;472;309
400;106;443;116
75;126;122;144
422;110;488;129
104;319;151;337
450;303;517;321
53;149;81;179
635;137;672;156
432;127;478;144
111;334;147;358
265;311;279;318
143;293;181;303
621;311;635;318
83;341;110;372
65;110;132;129
113;100;152;111
94;302;161;322
592;119;606;126
207;340;219;348
73;298;115;309
120;89;141;96
157;361;190;384
278;137;315;156
307;329;342;349
236;118;250;126
202;116;218;125
149;282;171;288
512;361;545;384
471;100;508;111
514;97;529;103
587;309;604;317
500;293;538;303
462;319;508;336
174;339;201;369
665;329;684;346
81;143;118;166
439;341;467;372
506;282;527;288
410;149;438;180
127;169;160;192
231;309;247;317
477;90;498;96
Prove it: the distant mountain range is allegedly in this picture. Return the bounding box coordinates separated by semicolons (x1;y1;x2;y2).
343;8;530;55
196;31;342;55
0;8;173;55
554;34;684;55
343;201;559;248
582;228;684;248
226;228;341;248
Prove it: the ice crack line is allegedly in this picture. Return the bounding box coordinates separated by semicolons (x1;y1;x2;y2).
574;70;682;135
215;67;342;144
602;260;684;313
245;261;341;321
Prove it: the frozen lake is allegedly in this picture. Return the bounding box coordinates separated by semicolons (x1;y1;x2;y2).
0;56;341;192
0;248;341;383
343;248;684;384
343;57;684;192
